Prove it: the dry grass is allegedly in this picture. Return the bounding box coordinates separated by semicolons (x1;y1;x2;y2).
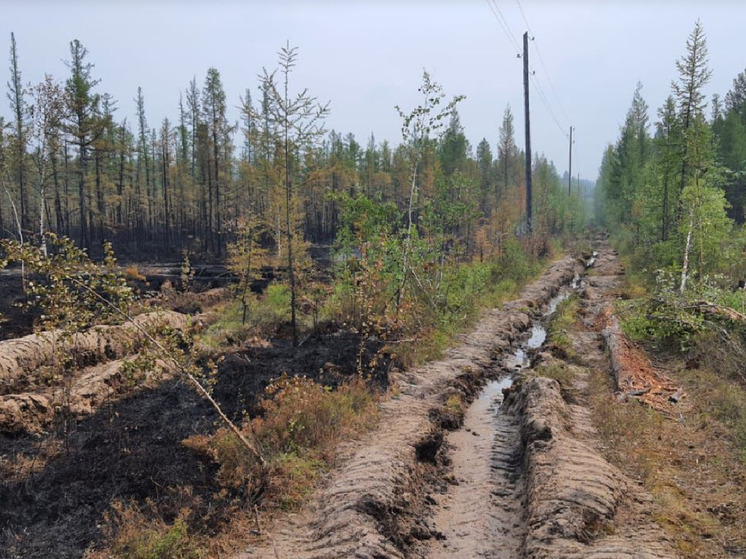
588;360;746;557
90;376;379;558
548;295;582;360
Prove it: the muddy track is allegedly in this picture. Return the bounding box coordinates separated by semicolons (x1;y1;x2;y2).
426;241;677;559
241;244;678;559
237;256;580;559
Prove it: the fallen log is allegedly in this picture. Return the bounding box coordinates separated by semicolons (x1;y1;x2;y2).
690;301;746;324
602;309;682;413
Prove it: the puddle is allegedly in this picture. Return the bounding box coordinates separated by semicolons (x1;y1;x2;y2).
527;325;546;348
480;376;515;409
547;292;569;315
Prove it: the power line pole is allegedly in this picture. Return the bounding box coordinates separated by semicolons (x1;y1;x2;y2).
568;126;573;195
523;31;532;234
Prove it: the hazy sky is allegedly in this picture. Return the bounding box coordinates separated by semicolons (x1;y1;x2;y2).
1;1;745;182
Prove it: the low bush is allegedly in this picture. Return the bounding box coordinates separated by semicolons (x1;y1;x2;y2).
93;501;203;559
184;375;378;511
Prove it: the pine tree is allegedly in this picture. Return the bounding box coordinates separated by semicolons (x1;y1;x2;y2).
64;39;103;250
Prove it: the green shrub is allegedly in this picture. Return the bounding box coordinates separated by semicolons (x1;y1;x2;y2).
98;505;202;559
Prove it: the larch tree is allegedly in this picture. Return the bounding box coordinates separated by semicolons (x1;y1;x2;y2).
260;42;329;347
7;32;29;233
655;96;680;241
476;138;493;214
135;86;151;243
497;105;518;200
673;19;712;217
202;67;232;257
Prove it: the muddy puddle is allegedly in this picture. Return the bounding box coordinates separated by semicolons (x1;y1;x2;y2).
428;288;573;558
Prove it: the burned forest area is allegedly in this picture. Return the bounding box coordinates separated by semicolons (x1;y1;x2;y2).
2;10;746;559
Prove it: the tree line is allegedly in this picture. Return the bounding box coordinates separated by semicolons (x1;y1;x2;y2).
596;20;746;289
0;36;585;265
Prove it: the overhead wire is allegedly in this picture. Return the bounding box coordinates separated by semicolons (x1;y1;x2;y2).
515;0;573;127
530;72;569;138
483;0;570;139
484;0;521;55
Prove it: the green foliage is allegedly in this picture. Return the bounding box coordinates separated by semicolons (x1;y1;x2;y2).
1;234;136;331
204;283;292;346
618;270;746;352
330;190;540;368
101;503;202;559
620;271;704;349
120;518;199;559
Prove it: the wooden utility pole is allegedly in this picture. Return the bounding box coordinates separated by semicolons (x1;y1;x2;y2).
568;126;573;195
523;32;532;234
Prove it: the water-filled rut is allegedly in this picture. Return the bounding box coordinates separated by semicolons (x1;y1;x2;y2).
427;291;571;558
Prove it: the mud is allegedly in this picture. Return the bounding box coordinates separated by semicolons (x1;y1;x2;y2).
236;244;678;559
516;243;676;558
235;255;581;559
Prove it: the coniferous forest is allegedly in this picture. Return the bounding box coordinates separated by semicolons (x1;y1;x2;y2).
0;37;584;261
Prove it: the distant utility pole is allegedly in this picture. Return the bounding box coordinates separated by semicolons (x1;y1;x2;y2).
523;31;532;234
568;126;573;195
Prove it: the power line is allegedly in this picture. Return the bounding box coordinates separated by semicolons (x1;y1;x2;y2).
484;0;568;139
515;0;572;127
485;0;521;55
530;71;568;138
515;0;533;35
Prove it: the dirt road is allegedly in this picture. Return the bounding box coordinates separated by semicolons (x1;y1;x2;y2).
235;245;675;558
238;243;677;558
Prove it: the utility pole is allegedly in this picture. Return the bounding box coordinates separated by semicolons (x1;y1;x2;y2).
523;31;532;234
568;126;573;195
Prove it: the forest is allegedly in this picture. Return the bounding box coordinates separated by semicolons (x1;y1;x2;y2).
1;15;746;559
0;37;583;260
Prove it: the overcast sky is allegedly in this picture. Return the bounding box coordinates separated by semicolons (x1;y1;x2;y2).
1;1;745;182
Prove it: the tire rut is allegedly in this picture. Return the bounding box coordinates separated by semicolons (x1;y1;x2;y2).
424;240;678;559
235;256;580;559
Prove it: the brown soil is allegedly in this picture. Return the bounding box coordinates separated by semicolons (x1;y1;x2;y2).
232;243;683;559
234;255;581;558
